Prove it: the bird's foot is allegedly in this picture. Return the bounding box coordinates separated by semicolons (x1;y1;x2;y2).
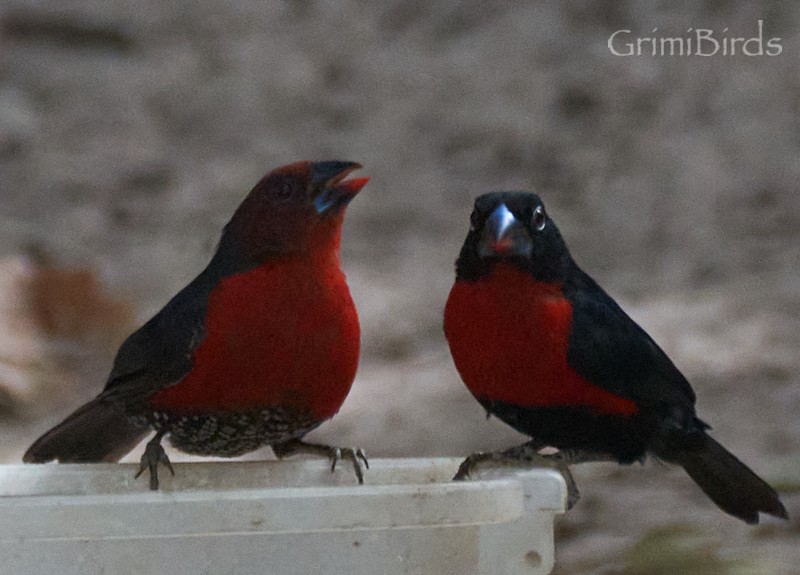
454;441;591;509
553;462;581;509
453;451;518;481
272;439;368;484
134;432;174;490
543;449;615;508
453;440;546;480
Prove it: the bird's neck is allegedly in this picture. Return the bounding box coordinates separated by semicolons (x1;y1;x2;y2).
210;218;344;279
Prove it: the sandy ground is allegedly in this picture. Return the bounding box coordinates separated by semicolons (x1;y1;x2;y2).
1;2;799;573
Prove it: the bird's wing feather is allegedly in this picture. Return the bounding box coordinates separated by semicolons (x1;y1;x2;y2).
100;268;216;407
563;268;697;412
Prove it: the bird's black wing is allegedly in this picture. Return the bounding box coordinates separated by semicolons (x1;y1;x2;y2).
563;267;698;416
23;268;217;463
98;267;217;407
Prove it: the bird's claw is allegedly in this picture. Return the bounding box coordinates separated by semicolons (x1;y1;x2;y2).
453;442;583;509
561;466;581;510
453;444;538;481
330;447;369;484
453;452;495;481
272;439;368;484
134;433;173;490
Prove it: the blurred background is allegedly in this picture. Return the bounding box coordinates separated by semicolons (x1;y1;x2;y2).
1;1;798;572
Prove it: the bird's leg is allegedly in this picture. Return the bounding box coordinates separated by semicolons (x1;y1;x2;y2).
453;440;578;504
271;438;369;485
134;431;174;490
453;439;548;480
550;448;617;465
541;448;617;508
454;441;614;509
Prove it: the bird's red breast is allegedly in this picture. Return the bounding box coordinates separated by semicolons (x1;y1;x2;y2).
445;263;637;415
148;246;359;421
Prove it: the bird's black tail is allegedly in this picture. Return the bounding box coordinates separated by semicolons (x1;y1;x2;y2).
669;433;787;524
23;396;150;463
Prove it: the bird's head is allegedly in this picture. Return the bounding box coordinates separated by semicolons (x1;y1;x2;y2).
455;192;572;282
217;160;368;267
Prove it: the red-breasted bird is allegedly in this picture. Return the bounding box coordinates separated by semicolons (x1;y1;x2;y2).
445;191;787;524
24;160;369;489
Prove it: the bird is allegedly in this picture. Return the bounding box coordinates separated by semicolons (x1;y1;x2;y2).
444;191;788;524
24;160;369;489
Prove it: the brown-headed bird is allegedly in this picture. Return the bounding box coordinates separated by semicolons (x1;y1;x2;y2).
25;160;369;489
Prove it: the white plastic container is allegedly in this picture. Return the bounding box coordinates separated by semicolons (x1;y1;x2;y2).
0;458;566;575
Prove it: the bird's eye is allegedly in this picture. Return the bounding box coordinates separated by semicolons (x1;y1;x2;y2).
276;180;294;199
469;210;480;231
532;205;546;231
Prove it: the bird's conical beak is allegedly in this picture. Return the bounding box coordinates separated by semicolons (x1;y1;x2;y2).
478;203;532;258
311;161;369;214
